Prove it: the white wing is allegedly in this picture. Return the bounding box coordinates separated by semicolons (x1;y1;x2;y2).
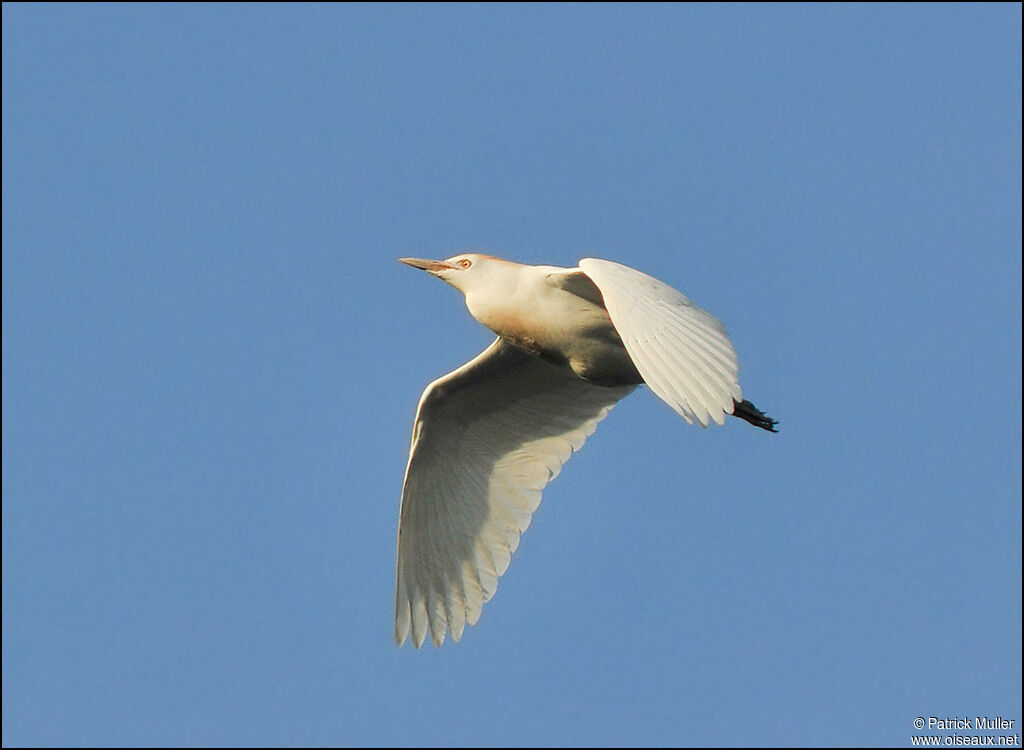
396;338;635;647
579;258;742;427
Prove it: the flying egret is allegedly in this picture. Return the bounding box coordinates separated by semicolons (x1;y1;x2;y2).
395;253;776;648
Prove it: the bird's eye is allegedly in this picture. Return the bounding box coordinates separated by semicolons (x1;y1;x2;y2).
456;259;472;269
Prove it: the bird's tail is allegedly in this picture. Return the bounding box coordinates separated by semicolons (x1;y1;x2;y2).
732;399;778;432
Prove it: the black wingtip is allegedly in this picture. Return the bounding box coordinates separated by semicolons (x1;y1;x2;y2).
732;399;778;433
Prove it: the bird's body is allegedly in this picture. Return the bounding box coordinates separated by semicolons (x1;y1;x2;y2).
395;253;776;648
463;258;642;385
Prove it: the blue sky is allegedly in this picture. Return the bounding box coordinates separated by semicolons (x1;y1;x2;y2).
3;4;1020;747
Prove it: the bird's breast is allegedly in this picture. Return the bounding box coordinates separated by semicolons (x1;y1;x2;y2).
466;286;642;387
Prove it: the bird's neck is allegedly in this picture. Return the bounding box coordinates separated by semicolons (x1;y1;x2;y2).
465;286;529;340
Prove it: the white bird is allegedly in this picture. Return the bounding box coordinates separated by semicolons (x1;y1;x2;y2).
395;253;776;648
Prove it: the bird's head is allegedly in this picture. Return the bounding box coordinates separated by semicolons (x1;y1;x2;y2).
398;253;506;295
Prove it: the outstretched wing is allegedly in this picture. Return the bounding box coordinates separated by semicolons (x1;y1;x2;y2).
396;338;635;647
579;258;742;427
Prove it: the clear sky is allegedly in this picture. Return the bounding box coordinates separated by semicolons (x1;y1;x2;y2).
3;4;1021;747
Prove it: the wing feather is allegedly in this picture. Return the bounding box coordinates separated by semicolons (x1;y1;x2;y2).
395;338;635;647
580;258;742;426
